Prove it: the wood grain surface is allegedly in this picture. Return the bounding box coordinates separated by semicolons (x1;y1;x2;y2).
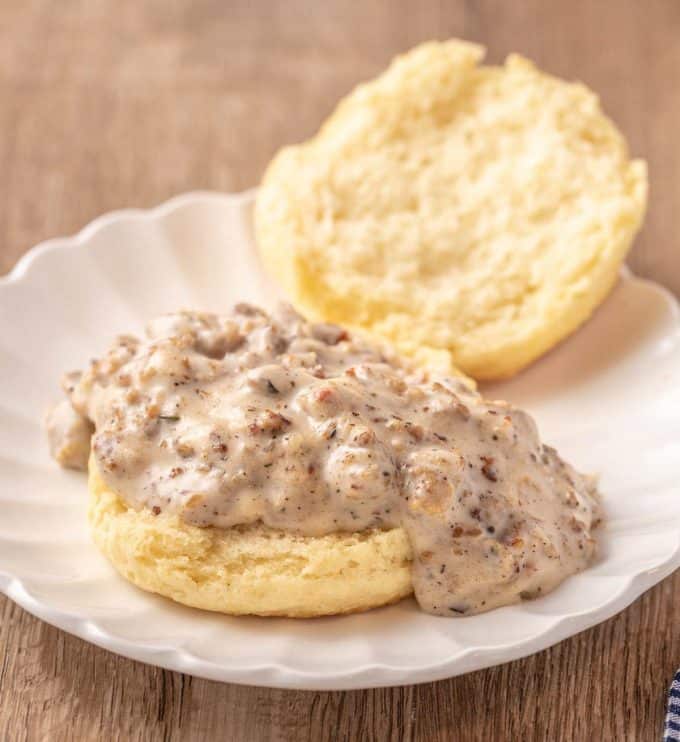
1;1;678;740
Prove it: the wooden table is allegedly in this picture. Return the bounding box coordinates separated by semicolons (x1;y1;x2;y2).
1;1;678;739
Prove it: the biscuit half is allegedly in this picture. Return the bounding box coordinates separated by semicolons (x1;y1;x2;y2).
255;40;647;379
88;461;413;617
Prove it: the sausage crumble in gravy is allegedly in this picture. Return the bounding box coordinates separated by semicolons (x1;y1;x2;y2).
47;303;600;616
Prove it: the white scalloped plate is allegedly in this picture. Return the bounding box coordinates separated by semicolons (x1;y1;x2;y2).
1;191;679;690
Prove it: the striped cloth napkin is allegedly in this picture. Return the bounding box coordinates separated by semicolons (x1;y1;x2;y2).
666;670;680;741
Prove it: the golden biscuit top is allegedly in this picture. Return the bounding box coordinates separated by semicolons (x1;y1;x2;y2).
256;40;647;379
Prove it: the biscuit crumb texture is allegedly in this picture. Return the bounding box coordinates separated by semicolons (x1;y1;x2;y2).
88;463;413;617
256;40;647;379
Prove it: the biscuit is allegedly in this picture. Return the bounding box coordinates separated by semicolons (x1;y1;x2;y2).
88;460;414;617
255;40;647;379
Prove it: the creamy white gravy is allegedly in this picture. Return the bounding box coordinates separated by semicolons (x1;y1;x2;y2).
47;303;600;616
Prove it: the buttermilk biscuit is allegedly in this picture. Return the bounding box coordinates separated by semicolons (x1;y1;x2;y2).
88;460;413;617
255;40;647;379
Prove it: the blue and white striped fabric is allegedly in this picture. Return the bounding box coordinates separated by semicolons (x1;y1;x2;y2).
665;670;680;741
